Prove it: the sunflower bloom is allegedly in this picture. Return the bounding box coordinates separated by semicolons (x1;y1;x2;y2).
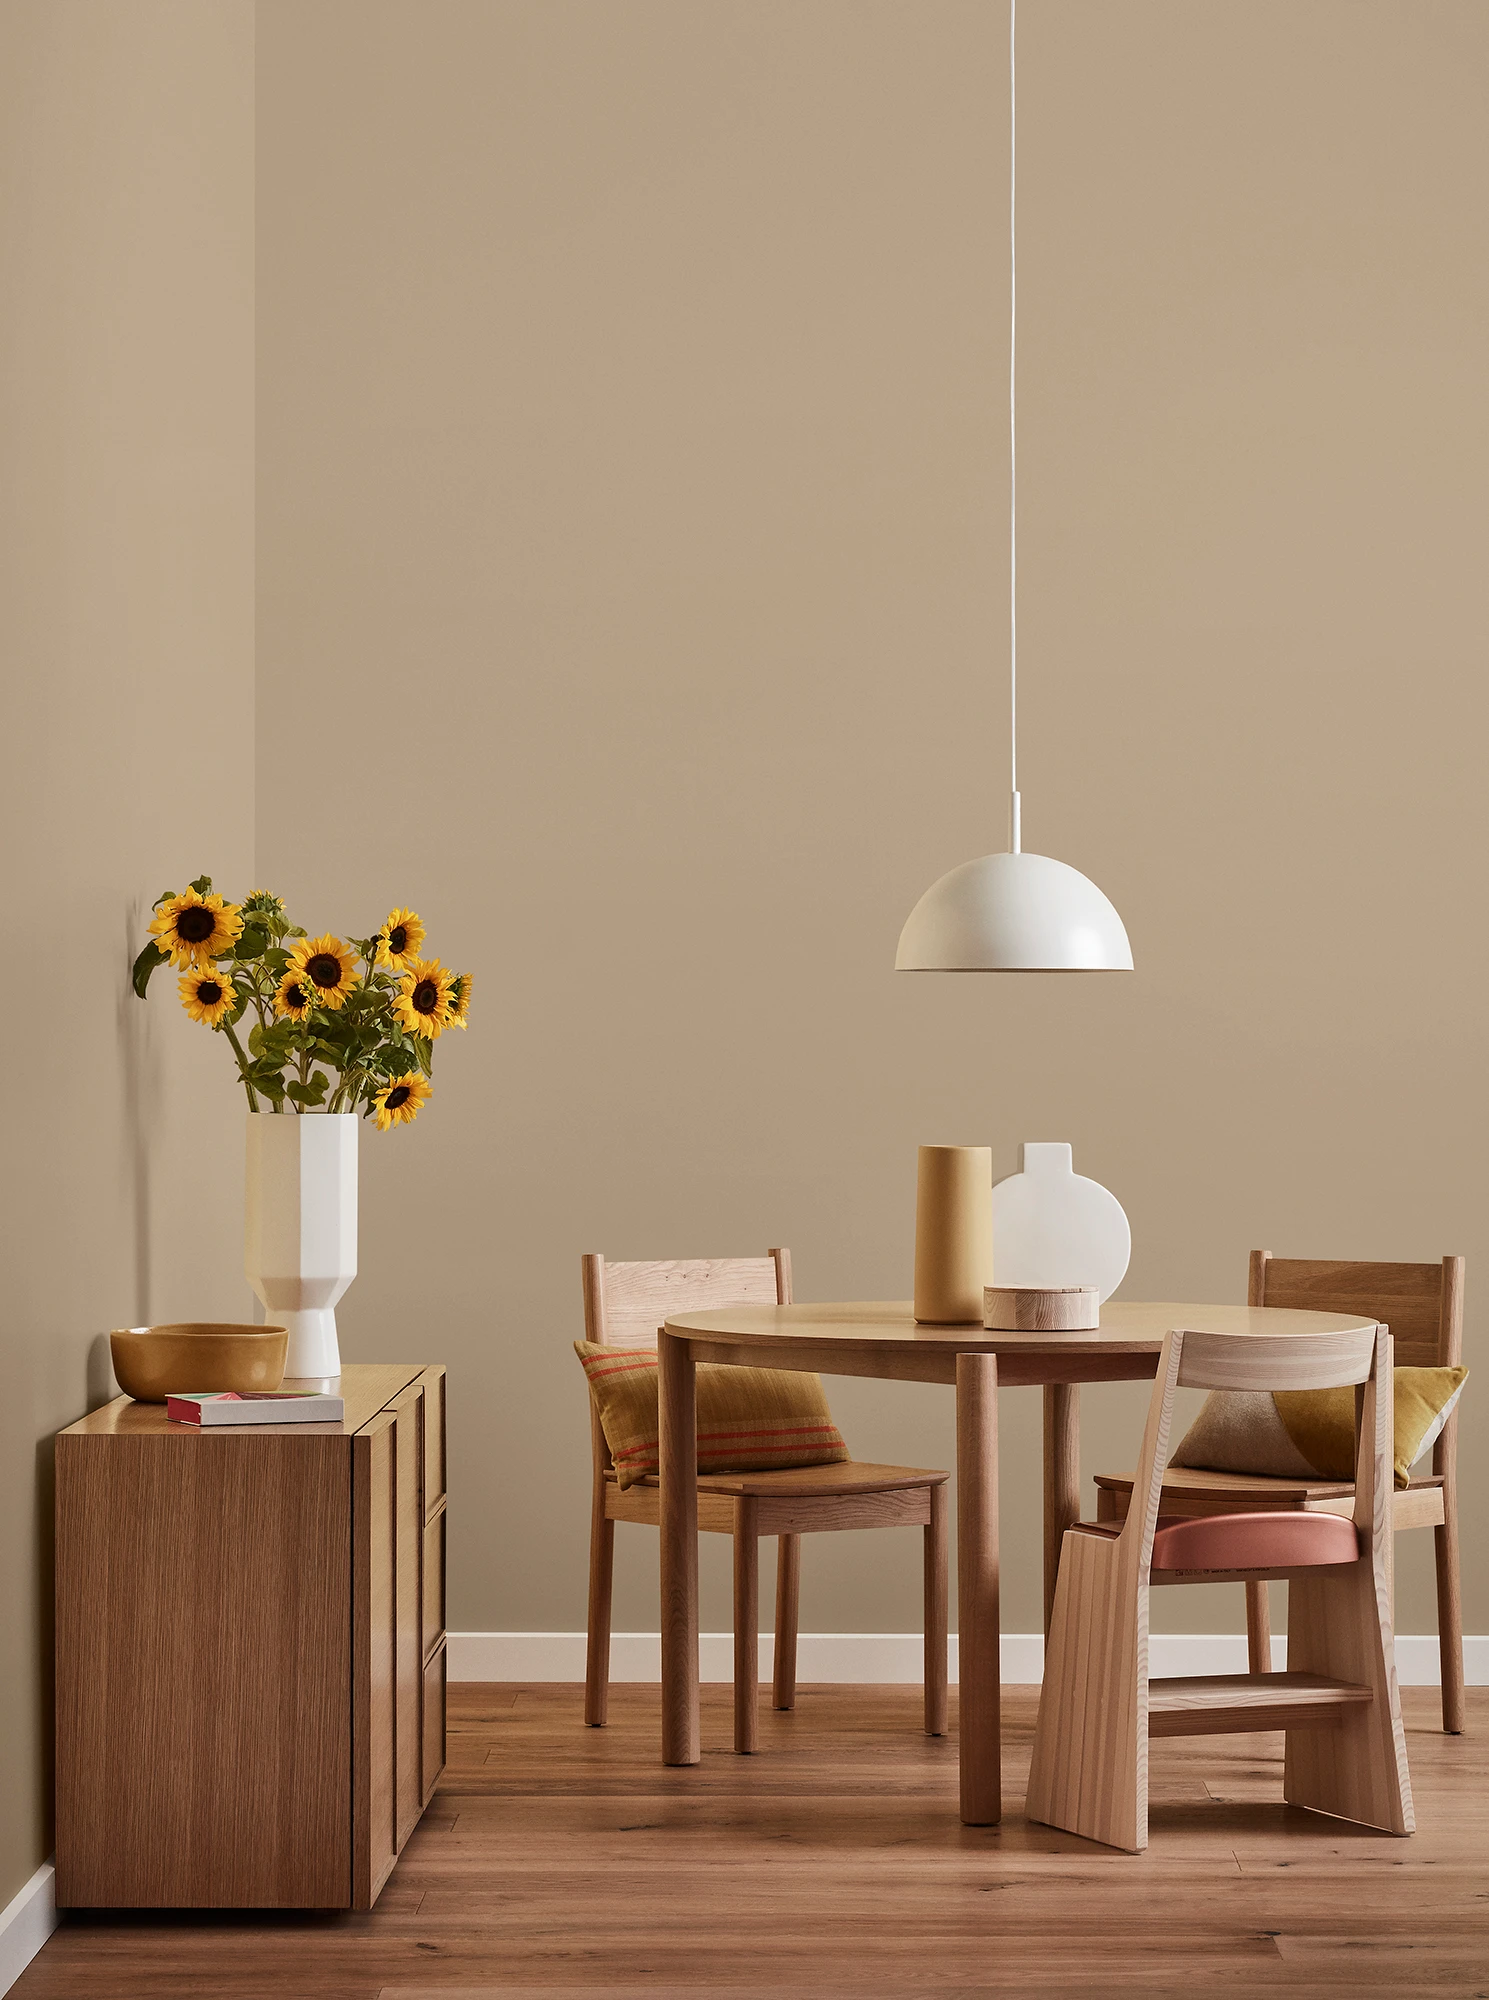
179;967;237;1028
150;889;242;969
392;957;456;1039
374;907;426;971
274;972;314;1022
447;972;474;1028
372;1072;431;1131
287;934;358;1010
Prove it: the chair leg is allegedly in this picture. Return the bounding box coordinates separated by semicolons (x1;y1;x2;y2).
924;1482;948;1737
1435;1483;1465;1734
1026;1530;1146;1852
584;1498;615;1728
1245;1580;1272;1674
772;1534;800;1711
1284;1562;1413;1835
734;1500;759;1753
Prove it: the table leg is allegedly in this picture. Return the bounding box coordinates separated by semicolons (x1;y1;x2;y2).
956;1351;1000;1826
659;1329;700;1765
1042;1383;1081;1639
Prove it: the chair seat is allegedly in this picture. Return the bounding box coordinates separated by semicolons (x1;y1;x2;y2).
1150;1509;1360;1572
1094;1464;1444;1511
606;1459;948;1498
1076;1510;1360;1571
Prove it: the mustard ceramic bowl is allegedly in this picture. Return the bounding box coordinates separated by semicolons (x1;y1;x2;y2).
109;1323;288;1402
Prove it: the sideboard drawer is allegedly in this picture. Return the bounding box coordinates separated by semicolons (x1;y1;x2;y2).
354;1370;448;1908
422;1642;447;1809
423;1505;446;1660
424;1365;446;1512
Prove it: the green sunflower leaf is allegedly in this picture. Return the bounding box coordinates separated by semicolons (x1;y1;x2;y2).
415;1036;434;1078
382;1044;418;1077
131;941;169;998
189;875;213;895
236;926;269;960
152;887;177;910
286;1075;330;1106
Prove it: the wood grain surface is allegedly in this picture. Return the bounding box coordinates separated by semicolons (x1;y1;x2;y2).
984;1285;1099;1331
1042;1382;1080;1637
55;1428;352;1907
57;1364;446;1914
394;1383;426;1852
17;1682;1487;1998
354;1411;399;1911
954;1351;1000;1826
664;1298;1379;1358
586;1255;782;1349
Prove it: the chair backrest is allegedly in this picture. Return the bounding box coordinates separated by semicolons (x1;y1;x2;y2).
1124;1322;1391;1575
581;1249;792;1350
1250;1251;1464;1368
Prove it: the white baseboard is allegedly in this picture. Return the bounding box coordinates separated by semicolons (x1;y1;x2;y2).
448;1630;1488;1686
0;1861;55;1999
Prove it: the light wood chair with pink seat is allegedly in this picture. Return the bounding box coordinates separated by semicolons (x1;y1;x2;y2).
581;1249;949;1753
1094;1252;1466;1731
1027;1321;1413;1853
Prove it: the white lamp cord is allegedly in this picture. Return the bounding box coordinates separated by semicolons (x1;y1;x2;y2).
1008;0;1021;854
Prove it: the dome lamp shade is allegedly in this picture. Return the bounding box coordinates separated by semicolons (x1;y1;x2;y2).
895;849;1133;972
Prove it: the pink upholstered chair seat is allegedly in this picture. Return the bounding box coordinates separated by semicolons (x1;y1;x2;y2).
1150;1509;1359;1573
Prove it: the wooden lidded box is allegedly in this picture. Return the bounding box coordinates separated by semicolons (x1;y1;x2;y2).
54;1363;446;1910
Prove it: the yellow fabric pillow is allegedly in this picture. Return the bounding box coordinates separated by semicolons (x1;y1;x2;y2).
1171;1366;1467;1491
1274;1367;1467;1488
575;1342;850;1490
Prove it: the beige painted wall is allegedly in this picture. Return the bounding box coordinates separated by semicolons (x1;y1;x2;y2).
254;0;1488;1656
0;1;255;1904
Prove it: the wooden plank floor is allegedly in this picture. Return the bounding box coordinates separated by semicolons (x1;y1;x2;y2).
17;1684;1489;1998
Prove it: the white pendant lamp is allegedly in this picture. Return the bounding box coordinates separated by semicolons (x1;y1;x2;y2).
895;1;1133;974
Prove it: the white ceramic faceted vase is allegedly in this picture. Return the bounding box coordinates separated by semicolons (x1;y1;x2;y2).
244;1112;358;1383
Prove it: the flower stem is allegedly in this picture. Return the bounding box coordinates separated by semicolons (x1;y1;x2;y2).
221;1019;261;1112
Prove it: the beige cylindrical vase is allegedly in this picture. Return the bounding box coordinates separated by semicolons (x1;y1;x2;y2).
914;1145;994;1325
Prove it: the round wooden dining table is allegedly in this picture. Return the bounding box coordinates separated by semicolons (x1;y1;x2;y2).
656;1297;1381;1826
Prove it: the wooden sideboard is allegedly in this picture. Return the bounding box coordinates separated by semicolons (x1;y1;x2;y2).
54;1363;447;1909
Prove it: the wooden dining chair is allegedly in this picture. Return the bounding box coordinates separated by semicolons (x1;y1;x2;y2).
1093;1253;1466;1731
1028;1321;1413;1852
581;1250;949;1753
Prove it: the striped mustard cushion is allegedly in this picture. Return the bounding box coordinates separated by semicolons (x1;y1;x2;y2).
575;1342;850;1489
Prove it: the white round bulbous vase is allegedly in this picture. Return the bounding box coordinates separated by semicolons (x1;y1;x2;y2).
244;1111;358;1385
989;1141;1130;1303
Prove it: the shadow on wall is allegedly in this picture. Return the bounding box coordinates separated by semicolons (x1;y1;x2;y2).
119;901;159;1326
86;1332;115;1410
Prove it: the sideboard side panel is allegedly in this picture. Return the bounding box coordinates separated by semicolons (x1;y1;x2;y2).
393;1381;426;1850
352;1413;398;1910
55;1432;351;1908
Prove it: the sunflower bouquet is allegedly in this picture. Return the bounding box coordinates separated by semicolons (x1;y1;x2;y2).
133;878;472;1131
